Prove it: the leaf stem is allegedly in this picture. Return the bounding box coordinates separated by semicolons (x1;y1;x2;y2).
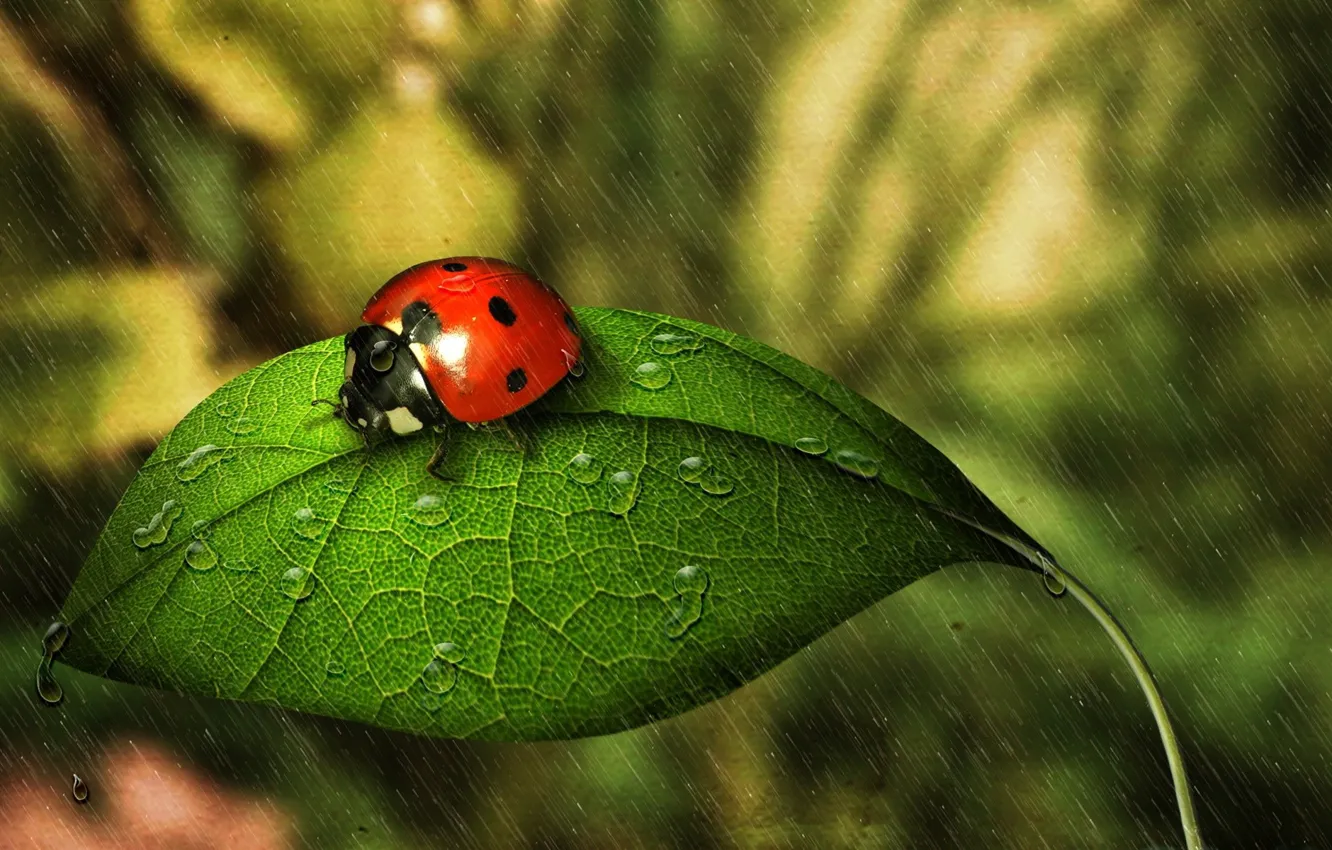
1042;558;1202;850
933;509;1203;850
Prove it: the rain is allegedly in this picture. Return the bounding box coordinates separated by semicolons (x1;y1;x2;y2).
1;0;1330;847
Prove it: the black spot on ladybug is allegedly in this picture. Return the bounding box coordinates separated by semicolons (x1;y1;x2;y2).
402;301;442;346
563;312;579;336
489;296;517;326
506;368;528;393
442;262;467;272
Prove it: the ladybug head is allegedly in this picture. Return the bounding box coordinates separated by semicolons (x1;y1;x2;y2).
335;325;448;437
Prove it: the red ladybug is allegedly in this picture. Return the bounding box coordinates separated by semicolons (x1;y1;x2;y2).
324;257;582;477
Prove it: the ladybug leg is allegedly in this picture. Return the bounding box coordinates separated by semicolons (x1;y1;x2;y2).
424;425;455;482
426;440;453;482
311;397;345;418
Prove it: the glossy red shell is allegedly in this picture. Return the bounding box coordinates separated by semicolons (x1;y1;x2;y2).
361;257;582;423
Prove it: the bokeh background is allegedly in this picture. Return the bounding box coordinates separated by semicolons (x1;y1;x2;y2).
1;0;1329;847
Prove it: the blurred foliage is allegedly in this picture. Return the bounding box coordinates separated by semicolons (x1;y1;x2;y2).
0;0;1329;847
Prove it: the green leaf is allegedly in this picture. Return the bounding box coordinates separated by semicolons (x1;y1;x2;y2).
57;307;1043;741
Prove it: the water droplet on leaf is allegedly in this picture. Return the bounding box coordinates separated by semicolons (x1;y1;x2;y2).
677;456;708;483
43;621;69;655
36;658;62;706
292;508;326;540
71;774;88;803
184;539;218;572
326;660;346;676
409;494;450;527
794;436;828;456
36;621;69;707
176;445;227;482
281;566;314;601
650;332;702;355
132;500;183;549
566;452;603;484
607;470;639;516
664;565;709;639
225;416;260;436
672;564;710;595
630;361;672;390
433;641;465;663
325;477;354;494
1043;566;1067;598
421;657;458;695
698;466;734;496
831;449;879;479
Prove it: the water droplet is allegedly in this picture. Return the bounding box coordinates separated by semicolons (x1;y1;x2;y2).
677;456;708;483
216;400;240;418
794;436;828;456
36;658;62;706
369;340;396;372
326;660;346;676
831;449;879;479
421;657;458;695
664;565;709;639
132;499;183;549
280;566;314;601
561;348;585;378
36;620;69;707
437;274;475;293
176;445;227;482
433;641;465;663
565;452;603;484
191;520;208;535
71;774;88;804
184;539;218;572
698;466;734;496
1043;566;1067;598
650;332;702;355
408;494;450;527
292;507;326;540
226;416;260;436
630;361;672;390
43;621;69;655
607;470;639;516
324;477;354;494
672;564;710;595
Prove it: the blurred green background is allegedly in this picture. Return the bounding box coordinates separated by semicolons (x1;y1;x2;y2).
1;0;1329;847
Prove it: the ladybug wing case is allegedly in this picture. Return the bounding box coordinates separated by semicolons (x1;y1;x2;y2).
408;274;582;423
361;257;582;424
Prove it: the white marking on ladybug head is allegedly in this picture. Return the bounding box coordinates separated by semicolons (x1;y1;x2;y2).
356;417;369;428
344;348;356;379
385;406;424;435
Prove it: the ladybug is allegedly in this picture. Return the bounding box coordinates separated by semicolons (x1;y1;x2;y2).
321;257;582;478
